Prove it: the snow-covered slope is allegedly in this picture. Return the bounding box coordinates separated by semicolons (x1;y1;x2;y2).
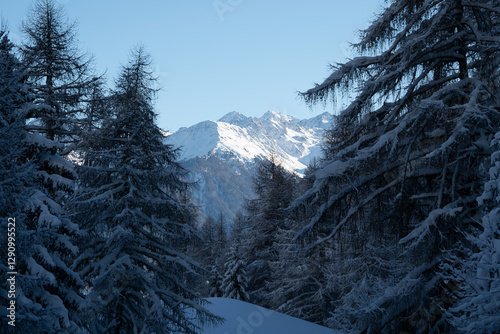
201;297;338;334
169;110;332;174
165;111;333;221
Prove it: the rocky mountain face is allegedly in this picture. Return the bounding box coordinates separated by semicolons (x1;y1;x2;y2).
165;110;333;222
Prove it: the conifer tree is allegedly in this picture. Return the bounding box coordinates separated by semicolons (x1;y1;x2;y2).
229;211;249;246
193;214;228;297
0;28;35;326
13;1;94;329
22;0;95;144
452;131;500;333
296;0;500;332
9;2;96;330
215;213;228;259
196;216;219;296
81;76;112;132
0;28;29;219
199;216;218;266
221;246;250;302
208;267;224;298
72;46;219;333
268;219;332;326
243;154;297;306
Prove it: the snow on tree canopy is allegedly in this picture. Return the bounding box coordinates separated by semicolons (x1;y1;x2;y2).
0;4;89;330
71;46;221;333
295;0;500;332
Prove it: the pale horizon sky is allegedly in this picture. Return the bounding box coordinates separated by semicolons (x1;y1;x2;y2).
2;0;385;132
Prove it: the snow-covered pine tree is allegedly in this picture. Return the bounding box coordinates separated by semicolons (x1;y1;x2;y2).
208;267;224;298
194;216;219;296
267;218;333;326
229;211;249;247
0;28;34;323
0;28;30;221
219;213;250;301
4;3;92;330
242;153;297;306
296;0;500;332
208;215;228;297
268;158;335;325
72;46;219;334
452;131;500;333
192;214;228;297
19;126;84;333
221;246;250;302
12;2;96;330
199;216;218;266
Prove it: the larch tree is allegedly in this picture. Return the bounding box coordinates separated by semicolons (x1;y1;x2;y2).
193;214;228;297
195;216;221;297
208;267;224;298
452;131;500;333
295;0;500;332
71;46;220;334
215;213;228;261
220;212;250;302
242;153;297;306
22;0;95;144
0;28;30;221
221;245;250;302
198;216;218;268
266;157;333;325
13;0;98;330
0;28;35;326
267;217;333;326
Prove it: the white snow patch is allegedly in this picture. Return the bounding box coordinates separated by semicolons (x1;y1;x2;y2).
201;297;338;334
165;111;332;175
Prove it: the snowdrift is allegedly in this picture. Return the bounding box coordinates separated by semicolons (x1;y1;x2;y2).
202;297;338;334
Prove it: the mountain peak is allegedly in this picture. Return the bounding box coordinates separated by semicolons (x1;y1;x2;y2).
262;110;281;118
298;112;335;129
166;110;333;171
260;110;295;123
164;110;334;221
218;111;250;125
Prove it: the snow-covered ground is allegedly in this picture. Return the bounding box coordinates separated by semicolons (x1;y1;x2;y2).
201;297;338;334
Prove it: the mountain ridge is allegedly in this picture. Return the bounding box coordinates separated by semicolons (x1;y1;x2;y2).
165;110;333;221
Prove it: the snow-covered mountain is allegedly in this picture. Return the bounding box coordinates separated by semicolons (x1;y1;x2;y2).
165;110;333;222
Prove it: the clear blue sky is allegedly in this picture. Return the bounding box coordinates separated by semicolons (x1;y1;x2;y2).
2;0;384;132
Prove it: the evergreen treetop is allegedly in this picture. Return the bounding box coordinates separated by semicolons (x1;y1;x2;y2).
22;0;96;143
